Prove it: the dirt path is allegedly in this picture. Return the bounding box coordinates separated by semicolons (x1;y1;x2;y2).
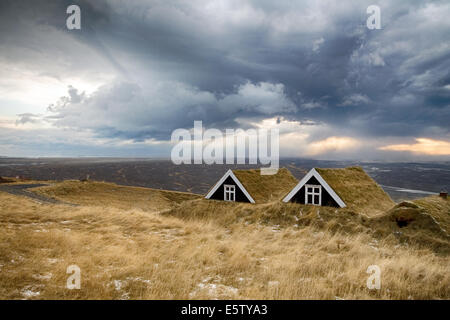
0;184;77;206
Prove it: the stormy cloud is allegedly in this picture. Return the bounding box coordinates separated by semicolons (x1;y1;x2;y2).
0;0;449;159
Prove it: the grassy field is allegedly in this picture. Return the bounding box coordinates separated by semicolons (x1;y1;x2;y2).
0;180;449;299
31;180;201;211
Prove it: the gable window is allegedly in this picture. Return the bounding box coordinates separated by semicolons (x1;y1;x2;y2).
305;184;321;205
224;184;235;201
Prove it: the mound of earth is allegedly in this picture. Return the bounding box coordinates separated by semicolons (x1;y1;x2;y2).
367;197;450;253
373;201;448;235
0;176;14;184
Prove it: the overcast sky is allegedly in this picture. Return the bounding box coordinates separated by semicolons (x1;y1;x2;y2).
0;0;449;160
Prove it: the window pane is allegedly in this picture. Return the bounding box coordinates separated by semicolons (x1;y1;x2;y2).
314;187;320;193
307;195;312;203
314;195;320;204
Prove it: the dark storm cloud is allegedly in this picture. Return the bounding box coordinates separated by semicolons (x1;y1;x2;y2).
1;0;450;145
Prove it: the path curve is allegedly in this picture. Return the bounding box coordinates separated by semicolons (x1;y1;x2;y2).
0;184;77;206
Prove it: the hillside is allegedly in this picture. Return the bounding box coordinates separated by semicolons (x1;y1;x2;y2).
31;180;201;211
0;180;449;300
166;196;450;253
413;196;450;232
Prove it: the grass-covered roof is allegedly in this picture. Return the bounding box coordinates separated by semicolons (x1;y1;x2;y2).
316;166;395;216
233;168;298;203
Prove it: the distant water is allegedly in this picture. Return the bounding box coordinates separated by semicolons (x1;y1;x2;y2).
380;185;437;202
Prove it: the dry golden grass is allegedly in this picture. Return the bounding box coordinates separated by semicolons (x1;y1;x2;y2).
0;181;449;300
31;180;201;211
167;198;450;254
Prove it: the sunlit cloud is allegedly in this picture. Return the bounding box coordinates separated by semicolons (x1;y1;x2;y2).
307;136;360;156
379;138;450;156
0;61;105;115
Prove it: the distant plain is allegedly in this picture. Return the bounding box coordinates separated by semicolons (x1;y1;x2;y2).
1;157;449;202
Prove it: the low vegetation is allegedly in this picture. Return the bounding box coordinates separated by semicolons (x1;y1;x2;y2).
0;180;449;299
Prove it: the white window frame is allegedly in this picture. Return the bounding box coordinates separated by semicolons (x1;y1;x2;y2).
224;184;236;202
305;184;321;205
